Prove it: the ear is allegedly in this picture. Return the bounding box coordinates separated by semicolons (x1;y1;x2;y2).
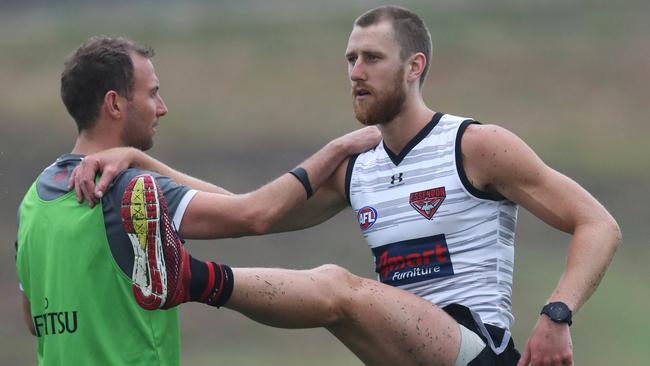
103;91;126;120
406;52;427;84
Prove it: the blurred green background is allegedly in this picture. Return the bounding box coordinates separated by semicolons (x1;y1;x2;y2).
1;0;648;364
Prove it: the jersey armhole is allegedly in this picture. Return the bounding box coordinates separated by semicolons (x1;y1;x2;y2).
173;189;198;230
456;120;507;201
345;153;360;206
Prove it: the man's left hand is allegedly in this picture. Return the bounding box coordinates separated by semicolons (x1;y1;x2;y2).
68;147;141;207
517;316;573;366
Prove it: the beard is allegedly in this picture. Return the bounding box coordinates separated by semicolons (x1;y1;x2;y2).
121;103;154;151
352;69;406;126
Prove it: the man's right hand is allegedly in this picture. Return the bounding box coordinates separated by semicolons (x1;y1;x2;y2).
68;147;143;207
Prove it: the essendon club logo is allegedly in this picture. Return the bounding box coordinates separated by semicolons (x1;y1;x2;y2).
409;187;446;220
372;234;454;286
357;206;378;230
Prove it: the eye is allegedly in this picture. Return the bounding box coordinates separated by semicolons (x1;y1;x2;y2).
366;54;379;62
346;55;357;65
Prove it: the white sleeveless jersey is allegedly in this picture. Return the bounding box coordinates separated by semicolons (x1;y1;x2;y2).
346;113;518;329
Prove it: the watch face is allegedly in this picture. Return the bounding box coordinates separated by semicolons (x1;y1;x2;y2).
543;302;572;323
548;303;567;320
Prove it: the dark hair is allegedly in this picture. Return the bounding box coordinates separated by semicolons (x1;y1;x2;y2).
355;5;432;87
60;36;154;131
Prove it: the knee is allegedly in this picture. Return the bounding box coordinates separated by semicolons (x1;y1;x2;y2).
308;264;361;325
311;264;356;285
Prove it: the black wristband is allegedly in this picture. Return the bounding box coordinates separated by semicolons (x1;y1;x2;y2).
289;167;313;199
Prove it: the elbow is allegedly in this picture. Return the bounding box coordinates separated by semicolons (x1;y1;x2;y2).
234;193;282;236
608;216;622;252
248;218;273;236
593;213;621;255
239;206;274;236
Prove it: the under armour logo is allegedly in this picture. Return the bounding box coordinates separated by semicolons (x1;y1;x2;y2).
390;173;403;184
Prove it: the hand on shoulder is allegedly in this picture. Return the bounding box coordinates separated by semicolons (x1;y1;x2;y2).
68;147;145;207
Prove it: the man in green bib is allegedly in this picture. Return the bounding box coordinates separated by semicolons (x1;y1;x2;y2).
15;36;379;365
16;38;184;365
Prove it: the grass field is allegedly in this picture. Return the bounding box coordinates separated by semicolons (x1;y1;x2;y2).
1;1;648;365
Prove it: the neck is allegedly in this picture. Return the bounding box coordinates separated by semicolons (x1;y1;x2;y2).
71;125;124;155
378;95;435;155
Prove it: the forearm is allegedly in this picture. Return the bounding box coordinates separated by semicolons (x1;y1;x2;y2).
546;217;621;312
247;141;349;232
295;140;349;195
268;187;347;233
267;152;350;233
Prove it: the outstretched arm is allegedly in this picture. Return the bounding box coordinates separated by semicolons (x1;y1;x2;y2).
179;127;379;238
462;124;621;366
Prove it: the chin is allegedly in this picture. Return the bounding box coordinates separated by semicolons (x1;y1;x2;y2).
354;110;384;126
357;118;380;126
135;139;153;151
354;113;370;126
354;107;373;126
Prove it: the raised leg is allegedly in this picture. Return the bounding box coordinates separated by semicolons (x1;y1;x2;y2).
227;265;461;366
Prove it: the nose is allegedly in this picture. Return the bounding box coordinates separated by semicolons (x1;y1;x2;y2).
156;94;168;117
349;60;366;82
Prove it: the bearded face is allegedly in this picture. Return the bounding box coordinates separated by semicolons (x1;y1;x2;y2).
119;54;166;152
121;99;156;151
352;66;406;126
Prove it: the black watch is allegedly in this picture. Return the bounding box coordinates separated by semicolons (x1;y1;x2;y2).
540;302;573;326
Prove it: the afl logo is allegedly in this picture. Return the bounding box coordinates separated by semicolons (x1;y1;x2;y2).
357;206;378;230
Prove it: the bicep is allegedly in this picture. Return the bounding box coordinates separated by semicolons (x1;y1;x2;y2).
464;125;601;233
499;162;598;234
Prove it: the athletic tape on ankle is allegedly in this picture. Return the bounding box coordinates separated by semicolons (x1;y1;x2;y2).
289;167;313;199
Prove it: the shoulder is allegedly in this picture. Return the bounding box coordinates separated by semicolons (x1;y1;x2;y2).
461;123;543;192
461;123;536;162
461;124;521;154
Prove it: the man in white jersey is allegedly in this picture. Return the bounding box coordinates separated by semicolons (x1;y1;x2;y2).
73;5;620;366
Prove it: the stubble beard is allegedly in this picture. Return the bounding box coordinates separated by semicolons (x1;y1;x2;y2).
353;70;406;126
121;103;154;151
